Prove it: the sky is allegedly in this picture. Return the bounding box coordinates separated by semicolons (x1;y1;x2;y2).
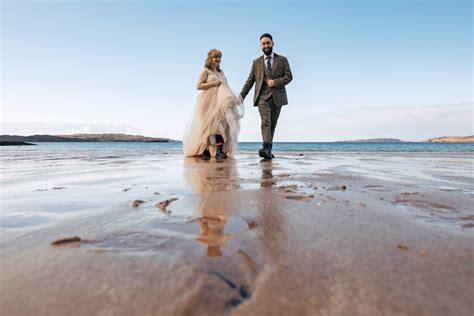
1;0;472;141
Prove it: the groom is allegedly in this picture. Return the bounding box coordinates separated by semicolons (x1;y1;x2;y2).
240;33;293;159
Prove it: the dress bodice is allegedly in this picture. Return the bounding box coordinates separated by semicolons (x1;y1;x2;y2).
206;69;220;81
204;68;227;85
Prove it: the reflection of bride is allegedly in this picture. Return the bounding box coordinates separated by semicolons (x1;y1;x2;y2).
183;49;244;159
183;158;241;257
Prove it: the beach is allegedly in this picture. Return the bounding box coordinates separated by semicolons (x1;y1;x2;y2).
1;148;473;315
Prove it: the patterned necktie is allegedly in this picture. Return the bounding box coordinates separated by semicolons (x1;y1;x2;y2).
266;57;272;73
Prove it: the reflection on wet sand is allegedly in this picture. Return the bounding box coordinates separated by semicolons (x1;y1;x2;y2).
183;157;241;257
260;160;277;188
195;216;228;257
2;151;473;315
256;160;288;256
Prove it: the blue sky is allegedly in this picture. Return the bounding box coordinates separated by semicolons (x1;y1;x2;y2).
1;0;472;141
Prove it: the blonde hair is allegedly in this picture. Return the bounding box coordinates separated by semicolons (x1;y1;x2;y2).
204;49;222;72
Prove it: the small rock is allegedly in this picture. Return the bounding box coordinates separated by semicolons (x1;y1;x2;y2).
50;236;81;246
132;199;145;208
156;197;178;212
246;220;259;229
285;194;313;202
278;185;297;193
397;244;408;250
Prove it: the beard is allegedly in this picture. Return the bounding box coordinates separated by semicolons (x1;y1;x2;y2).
262;46;273;56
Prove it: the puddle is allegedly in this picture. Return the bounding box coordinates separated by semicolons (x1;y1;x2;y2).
391;196;473;229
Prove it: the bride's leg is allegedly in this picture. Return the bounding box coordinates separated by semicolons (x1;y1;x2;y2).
215;135;227;159
216;134;224;147
208;135;217;158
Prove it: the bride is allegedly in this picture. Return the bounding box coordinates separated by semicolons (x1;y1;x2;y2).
183;49;244;159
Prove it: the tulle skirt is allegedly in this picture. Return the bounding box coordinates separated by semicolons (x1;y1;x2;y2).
183;84;244;157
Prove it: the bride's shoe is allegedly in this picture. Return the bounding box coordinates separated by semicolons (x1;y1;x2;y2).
216;144;227;159
199;149;211;160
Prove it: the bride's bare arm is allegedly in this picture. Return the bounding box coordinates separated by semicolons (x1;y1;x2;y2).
196;69;221;90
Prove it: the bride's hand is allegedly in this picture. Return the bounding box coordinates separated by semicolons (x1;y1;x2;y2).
213;81;222;87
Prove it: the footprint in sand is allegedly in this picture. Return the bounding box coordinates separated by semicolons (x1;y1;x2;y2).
207;270;253;310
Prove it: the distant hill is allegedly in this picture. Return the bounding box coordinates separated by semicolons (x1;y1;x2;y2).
0;141;37;146
0;133;178;143
425;135;474;143
338;138;403;143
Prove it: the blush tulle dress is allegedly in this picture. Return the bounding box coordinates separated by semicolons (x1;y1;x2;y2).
183;68;244;158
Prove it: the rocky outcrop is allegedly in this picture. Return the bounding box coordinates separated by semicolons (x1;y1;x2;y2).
0;134;178;142
0;141;37;146
425;135;474;143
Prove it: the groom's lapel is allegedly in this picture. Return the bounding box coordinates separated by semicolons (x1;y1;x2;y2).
257;56;264;79
271;53;279;77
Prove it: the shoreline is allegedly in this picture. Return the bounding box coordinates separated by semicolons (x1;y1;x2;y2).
1;152;473;315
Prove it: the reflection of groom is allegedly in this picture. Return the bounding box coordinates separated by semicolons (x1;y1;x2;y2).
240;33;293;159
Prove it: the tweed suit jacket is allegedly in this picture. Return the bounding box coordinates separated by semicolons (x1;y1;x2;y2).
240;53;293;107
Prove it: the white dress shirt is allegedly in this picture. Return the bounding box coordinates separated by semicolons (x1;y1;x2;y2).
263;52;274;69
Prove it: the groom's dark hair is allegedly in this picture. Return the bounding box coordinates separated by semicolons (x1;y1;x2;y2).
260;33;273;41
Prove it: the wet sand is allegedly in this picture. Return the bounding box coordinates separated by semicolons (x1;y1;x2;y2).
1;151;473;315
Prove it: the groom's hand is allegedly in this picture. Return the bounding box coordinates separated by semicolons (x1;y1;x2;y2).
267;79;275;88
